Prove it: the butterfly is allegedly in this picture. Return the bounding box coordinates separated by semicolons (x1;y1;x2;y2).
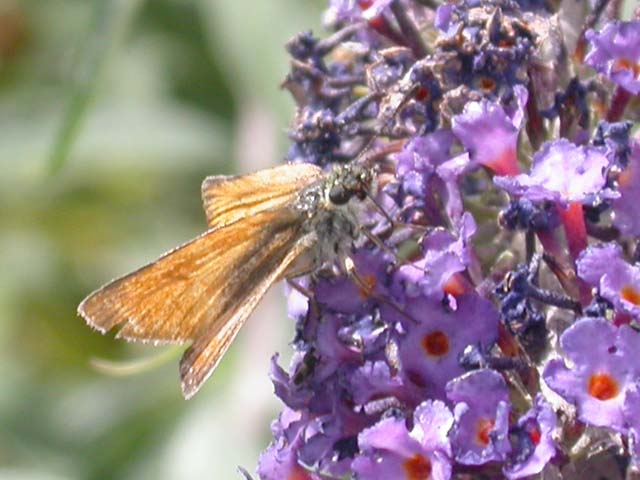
78;162;374;398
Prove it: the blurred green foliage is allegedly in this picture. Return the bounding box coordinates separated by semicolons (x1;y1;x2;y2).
0;0;322;478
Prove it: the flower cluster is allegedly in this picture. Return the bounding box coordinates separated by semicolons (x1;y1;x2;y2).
258;1;640;478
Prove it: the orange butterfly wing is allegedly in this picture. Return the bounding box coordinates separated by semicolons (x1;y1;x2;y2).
78;163;325;397
78;209;314;397
201;162;322;228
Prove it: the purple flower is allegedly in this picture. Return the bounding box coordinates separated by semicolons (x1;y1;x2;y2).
348;360;407;406
391;292;499;402
494;138;618;268
494;139;614;205
503;395;557;479
452;88;527;176
585;20;640;95
446;369;512;465
271;314;362;413
543;317;640;432
623;382;640;465
287;279;311;322
352;400;454;480
434;4;455;34
577;243;640;321
258;409;320;480
270;354;314;410
325;0;394;23
257;0;640;477
296;403;369;477
396;130;455;178
313;248;393;314
391;212;478;303
430;0;536;94
435;152;471;223
394;130;459;224
271;309;380;413
593;120;634;166
612;141;640;237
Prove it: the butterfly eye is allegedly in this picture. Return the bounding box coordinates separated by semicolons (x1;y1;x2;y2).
329;184;352;205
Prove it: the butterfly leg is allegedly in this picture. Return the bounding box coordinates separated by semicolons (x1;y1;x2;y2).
286;278;321;320
237;466;255;480
342;255;419;324
358;225;431;277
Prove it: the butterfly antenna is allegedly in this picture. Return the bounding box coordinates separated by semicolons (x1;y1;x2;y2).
357;139;406;167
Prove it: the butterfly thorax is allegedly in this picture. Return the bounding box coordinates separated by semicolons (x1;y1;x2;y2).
293;163;373;267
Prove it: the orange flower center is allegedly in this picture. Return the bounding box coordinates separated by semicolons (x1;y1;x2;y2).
403;453;432;480
478;76;497;93
612;58;640;79
443;274;466;297
421;330;450;357
485;146;520;176
528;426;541;446
621;285;640;306
357;274;377;299
288;466;312;480
475;418;495;446
414;86;431;101
588;372;619;400
617;167;633;187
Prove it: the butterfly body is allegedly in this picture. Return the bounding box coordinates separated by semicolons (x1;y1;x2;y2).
78;162;373;398
294;163;372;268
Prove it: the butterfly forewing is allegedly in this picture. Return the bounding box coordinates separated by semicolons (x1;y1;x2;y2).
179;229;312;398
201;163;322;228
77;161;367;399
78;206;307;349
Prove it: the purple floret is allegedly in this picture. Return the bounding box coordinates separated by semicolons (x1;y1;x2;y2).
543;317;640;432
258;409;320;480
623;382;640;466
446;369;512;465
612;141;640;237
392;292;499;402
494;139;614;205
585;20;640;95
391;212;477;303
352;400;454;480
577;243;640;321
452;88;527;176
256;1;640;478
503;395;557;479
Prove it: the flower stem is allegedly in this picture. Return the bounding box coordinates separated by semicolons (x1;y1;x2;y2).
389;0;430;58
606;86;632;122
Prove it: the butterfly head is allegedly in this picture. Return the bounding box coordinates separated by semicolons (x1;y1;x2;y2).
326;163;375;206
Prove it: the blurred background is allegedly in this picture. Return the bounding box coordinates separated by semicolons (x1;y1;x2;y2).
0;0;324;479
